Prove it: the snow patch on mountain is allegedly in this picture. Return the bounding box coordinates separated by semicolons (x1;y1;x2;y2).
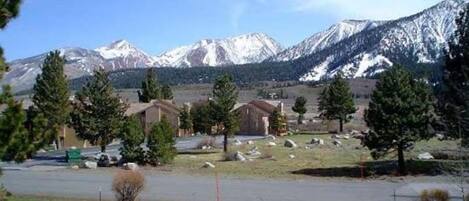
154;33;283;67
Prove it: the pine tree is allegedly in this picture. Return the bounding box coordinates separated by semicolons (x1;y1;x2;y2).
363;66;435;175
437;4;469;146
146;116;176;165
32;51;70;150
70;69;128;152
209;74;239;152
179;105;192;135
138;68;161;102
269;109;286;136
161;84;173;100
0;85;29;162
191;103;214;135
24;106;55;158
292;96;307;124
317;72;356;132
119;116;145;164
0;0;22;79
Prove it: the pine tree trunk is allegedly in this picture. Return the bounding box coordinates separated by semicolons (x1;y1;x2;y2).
339;118;344;133
223;132;228;153
397;144;407;175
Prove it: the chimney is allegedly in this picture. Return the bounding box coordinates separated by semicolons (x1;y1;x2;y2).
278;102;284;114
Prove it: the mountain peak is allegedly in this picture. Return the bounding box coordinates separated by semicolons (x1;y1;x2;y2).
107;39;133;50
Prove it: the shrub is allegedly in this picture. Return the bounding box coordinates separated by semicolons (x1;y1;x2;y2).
420;189;449;201
120;117;145;164
112;170;145;201
196;137;216;149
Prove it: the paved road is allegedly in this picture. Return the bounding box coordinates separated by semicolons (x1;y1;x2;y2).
0;135;264;169
1;170;466;201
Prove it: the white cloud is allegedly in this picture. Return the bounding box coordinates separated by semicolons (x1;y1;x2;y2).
288;0;441;20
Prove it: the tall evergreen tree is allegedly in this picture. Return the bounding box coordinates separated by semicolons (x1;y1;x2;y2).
0;86;29;162
119;116;145;164
437;4;469;146
292;96;307;124
146;116;176;165
70;69;128;152
138;68;161;102
0;0;22;79
24;106;55;158
161;84;173;100
191;103;214;135
210;74;239;152
317;73;356;132
179;105;192;135
32;51;70;150
364;66;435;175
269;109;286;136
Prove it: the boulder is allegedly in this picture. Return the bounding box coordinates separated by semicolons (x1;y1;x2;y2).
266;135;276;141
83;161;97;169
235;151;247;161
201;145;212;150
233;139;243;146
311;138;324;145
343;134;350;140
203;162;216;168
247;140;255;145
246;147;261;156
331;134;342;139
436;134;445;140
288;154;296;159
418;152;434;160
70;165;79;170
266;142;277;147
333;140;342;147
350;130;360;135
284;139;298;148
123;163;139;171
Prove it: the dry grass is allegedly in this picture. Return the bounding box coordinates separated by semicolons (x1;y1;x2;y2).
112;170;145;201
172;134;458;179
420;189;450;201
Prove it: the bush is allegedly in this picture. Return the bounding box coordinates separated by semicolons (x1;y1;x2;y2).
420;189;449;201
196;137;216;149
120;117;145;164
112;170;145;201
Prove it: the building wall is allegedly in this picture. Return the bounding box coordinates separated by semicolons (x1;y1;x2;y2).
237;104;270;136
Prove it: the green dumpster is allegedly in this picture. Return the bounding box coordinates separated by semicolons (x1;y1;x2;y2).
66;148;81;164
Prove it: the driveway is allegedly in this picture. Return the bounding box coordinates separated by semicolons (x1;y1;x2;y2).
0;170;466;201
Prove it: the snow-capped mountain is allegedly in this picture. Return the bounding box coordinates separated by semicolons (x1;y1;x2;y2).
153;33;283;67
297;0;464;81
268;20;384;62
95;40;155;69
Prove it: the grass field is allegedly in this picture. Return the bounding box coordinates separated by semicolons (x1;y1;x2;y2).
165;134;459;179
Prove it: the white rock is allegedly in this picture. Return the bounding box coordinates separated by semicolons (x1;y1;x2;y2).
343;134;350;140
418;152;434;160
311;138;324;145
351;130;360;135
266;135;276;140
331;134;342;139
266;142;277;147
70;165;79;170
436;134;445;140
235;151;247;161
246;147;261;156
203;162;216;168
83;161;97;169
284;139;298;148
123;163;139;171
37;149;47;153
233;139;243;146
247;140;254;145
288;154;296;159
333;140;342;147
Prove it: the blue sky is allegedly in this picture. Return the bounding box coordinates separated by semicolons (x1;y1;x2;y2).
0;0;441;61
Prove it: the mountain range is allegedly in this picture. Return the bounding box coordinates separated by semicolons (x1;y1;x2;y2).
3;0;466;92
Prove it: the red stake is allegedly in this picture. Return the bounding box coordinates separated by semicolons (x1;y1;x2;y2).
216;171;221;201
